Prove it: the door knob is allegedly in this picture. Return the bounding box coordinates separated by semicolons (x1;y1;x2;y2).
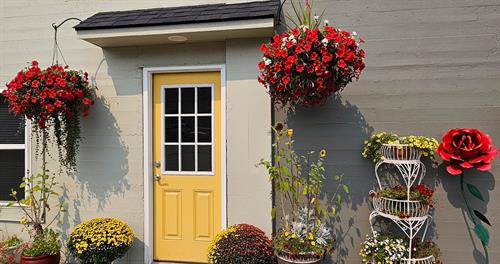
154;174;161;181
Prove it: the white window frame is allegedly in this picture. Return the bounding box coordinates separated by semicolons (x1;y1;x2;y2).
0;88;31;206
161;84;215;175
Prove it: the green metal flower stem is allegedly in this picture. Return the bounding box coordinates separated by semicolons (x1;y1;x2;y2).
460;171;489;264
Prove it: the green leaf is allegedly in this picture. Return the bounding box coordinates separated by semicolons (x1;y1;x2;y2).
343;185;350;194
19;182;26;188
474;223;490;245
474;210;492;226
467;184;484;201
336;194;342;205
331;207;336;215
271;207;276;219
6;202;15;207
333;175;341;181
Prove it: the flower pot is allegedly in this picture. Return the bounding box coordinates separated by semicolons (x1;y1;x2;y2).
20;252;60;264
276;251;323;264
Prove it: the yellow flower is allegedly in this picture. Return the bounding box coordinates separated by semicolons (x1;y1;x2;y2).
291;233;296;238
284;231;289;237
320;149;327;157
287;128;294;138
311;241;316;246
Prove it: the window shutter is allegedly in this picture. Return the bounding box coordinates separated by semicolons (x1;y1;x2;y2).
0;100;25;144
0;150;25;201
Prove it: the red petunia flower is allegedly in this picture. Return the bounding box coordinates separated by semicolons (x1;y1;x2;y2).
437;128;498;175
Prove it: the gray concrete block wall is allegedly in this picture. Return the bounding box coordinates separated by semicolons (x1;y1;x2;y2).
281;0;500;263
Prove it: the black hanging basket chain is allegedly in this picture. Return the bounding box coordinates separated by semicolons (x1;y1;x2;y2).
51;17;82;65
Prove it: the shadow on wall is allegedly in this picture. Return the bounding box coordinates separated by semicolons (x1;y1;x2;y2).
286;94;374;264
436;164;495;264
74;96;131;211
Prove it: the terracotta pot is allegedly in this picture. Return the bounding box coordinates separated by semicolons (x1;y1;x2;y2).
276;251;323;264
20;252;60;264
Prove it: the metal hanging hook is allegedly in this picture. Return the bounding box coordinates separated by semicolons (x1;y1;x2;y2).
51;17;82;65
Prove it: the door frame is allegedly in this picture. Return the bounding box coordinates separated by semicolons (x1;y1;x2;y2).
142;65;227;264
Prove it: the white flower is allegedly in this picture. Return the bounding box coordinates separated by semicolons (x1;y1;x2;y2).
314;15;319;21
265;59;272;66
324;20;329;25
352;31;357;36
321;38;329;45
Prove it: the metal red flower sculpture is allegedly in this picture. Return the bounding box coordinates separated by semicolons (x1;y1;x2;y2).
438;128;497;263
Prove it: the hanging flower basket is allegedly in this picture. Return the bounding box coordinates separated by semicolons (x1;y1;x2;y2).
2;60;96;170
258;25;365;108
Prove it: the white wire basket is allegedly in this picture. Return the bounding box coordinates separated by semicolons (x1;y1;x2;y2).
402;255;436;264
371;194;430;219
381;144;422;162
367;255;436;264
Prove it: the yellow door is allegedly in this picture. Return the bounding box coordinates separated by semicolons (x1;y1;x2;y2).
153;72;222;263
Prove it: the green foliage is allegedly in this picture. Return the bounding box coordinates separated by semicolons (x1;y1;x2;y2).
259;124;349;256
376;184;434;207
362;132;399;163
412;240;441;259
466;183;484;201
8;170;66;240
287;0;325;30
362;132;438;163
474;223;490;245
273;208;333;256
2;236;22;248
22;229;60;257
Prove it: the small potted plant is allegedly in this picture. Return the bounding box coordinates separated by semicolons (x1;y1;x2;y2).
259;124;349;263
68;217;134;264
362;132;438;163
2;235;23;257
359;232;407;264
7;170;66;264
274;208;333;264
1;236;24;264
208;224;276;264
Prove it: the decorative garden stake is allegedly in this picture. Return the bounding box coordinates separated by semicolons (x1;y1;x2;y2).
258;0;365;111
437;128;498;263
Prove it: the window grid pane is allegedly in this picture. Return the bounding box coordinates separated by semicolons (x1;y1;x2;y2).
163;85;213;173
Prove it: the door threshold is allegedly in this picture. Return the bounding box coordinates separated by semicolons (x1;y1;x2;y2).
154;262;206;264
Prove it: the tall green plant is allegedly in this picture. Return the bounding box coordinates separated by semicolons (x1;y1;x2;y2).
7;164;66;256
259;123;348;227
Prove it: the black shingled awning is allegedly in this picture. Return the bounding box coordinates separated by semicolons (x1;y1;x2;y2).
75;0;280;31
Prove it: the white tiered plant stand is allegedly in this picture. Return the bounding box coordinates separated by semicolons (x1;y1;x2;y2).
369;144;435;263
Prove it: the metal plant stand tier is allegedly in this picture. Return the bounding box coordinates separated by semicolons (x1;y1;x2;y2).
369;144;436;263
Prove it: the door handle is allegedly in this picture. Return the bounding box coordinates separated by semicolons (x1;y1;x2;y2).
154;173;161;181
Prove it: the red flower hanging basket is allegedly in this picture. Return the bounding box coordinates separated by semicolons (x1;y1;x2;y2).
2;60;96;170
258;26;366;108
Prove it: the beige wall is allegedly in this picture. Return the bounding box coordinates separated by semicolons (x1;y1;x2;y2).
0;1;272;263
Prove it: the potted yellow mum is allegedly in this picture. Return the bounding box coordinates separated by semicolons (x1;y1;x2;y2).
68;218;134;264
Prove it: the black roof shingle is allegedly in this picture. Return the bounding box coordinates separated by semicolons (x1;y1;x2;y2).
74;0;279;31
